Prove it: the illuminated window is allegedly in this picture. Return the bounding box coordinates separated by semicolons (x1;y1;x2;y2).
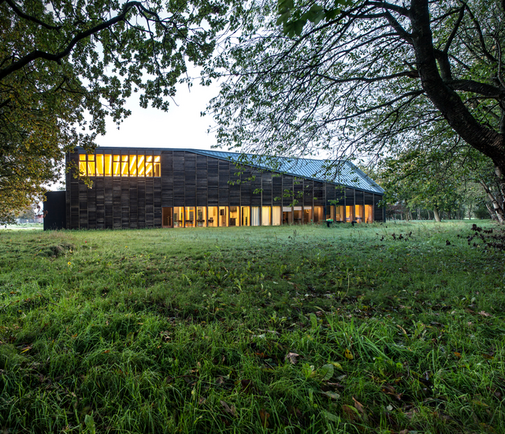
303;207;312;224
208;207;218;227
346;206;354;222
241;206;250;226
79;155;86;175
355;205;364;223
154;156;161;177
146;156;153;177
197;207;207;227
121;155;128;176
137;154;145;177
230;206;239;226
105;154;113;176
96;154;104;176
272;207;281;225
262;206;271;226
77;153;161;177
251;207;260;226
113;155;121;176
185;207;195;227
174;207;184;227
129;155;137;176
336;206;344;222
219;206;228;227
313;206;323;223
365;205;373;223
87;155;95;177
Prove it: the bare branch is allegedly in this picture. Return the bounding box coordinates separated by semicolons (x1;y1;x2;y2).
447;79;505;98
443;6;465;54
365;1;410;16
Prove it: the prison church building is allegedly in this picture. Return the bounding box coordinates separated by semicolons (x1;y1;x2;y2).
44;148;385;230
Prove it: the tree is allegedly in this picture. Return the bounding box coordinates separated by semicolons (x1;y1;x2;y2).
0;0;230;221
208;0;505;221
377;122;505;222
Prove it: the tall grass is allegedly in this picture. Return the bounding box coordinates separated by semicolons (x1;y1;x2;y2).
0;221;504;433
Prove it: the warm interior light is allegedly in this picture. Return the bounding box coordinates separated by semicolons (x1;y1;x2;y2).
105;154;112;176
113;155;121;176
79;155;86;175
87;155;95;177
121;155;128;176
129;155;137;176
137;155;145;176
96;154;104;176
146;156;153;176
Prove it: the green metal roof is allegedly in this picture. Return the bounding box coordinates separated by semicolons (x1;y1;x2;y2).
191;149;384;195
88;146;384;194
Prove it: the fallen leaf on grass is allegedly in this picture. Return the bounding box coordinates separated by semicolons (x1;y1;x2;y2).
285;352;300;365
381;384;403;401
259;408;270;427
319;364;334;381
321;391;340;400
344;349;354;360
342;404;360;421
453;352;462;359
478;311;492;317
352;397;366;417
220;400;236;417
321;410;339;422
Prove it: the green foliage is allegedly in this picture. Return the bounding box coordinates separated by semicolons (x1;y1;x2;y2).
1;222;504;432
0;0;231;218
209;0;505;197
276;0;354;36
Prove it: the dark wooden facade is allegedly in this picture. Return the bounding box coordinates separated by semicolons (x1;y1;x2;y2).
64;148;385;230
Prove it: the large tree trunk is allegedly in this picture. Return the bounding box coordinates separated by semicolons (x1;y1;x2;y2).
433;208;441;222
479;178;505;224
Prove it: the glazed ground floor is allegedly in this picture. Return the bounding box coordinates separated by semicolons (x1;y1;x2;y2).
162;204;374;228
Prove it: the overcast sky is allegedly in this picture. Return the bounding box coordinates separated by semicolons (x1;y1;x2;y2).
98;76;221;151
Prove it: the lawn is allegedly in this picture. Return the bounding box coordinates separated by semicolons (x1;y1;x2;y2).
1;221;504;433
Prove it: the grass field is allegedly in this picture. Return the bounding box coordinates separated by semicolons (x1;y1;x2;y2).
1;221;504;433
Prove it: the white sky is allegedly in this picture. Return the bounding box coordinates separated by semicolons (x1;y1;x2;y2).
98;78;220;151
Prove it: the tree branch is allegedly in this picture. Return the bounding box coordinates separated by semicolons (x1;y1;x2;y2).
446;79;505;98
365;1;410;16
0;1;143;81
315;70;419;84
4;0;61;30
383;10;413;43
443;6;465;54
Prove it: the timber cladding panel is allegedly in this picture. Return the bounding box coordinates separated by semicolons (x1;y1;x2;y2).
64;149;385;229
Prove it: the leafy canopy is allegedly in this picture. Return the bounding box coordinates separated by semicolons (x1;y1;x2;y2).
0;0;230;222
208;0;505;186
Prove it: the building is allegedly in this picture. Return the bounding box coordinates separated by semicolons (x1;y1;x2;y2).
44;148;385;230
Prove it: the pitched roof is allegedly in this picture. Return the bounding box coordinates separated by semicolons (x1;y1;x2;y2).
190;149;384;194
88;146;384;194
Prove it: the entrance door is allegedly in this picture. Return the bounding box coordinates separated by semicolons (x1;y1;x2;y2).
162;207;173;227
